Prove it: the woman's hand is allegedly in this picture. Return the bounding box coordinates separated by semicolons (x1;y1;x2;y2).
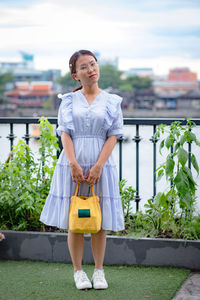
85;164;103;186
69;161;85;184
61;133;84;184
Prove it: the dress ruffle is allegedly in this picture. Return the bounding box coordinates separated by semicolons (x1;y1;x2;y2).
105;94;122;128
56;93;74;136
104;94;123;139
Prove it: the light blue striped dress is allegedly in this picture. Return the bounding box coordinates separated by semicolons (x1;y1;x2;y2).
40;89;125;232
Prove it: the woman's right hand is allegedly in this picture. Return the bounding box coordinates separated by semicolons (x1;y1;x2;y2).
69;161;85;184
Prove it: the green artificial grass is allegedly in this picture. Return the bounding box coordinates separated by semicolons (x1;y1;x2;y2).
0;260;190;300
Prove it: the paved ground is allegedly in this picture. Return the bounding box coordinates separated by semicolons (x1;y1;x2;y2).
172;272;200;300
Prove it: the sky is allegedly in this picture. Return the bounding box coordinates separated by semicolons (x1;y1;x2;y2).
0;0;200;78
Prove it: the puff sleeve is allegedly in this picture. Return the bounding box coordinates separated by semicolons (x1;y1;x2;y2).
56;93;74;136
105;94;123;139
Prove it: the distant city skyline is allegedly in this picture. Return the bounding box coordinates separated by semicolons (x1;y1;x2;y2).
0;0;200;78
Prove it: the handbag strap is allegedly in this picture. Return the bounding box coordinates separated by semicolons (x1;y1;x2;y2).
74;184;95;197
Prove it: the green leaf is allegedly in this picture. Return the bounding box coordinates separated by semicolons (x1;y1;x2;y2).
165;155;175;178
174;169;189;196
179;191;192;209
182;166;196;185
159;139;165;155
194;139;200;147
159;193;168;208
188;179;196;194
189;131;197;143
182;166;196;194
165;188;177;203
153;192;162;206
191;154;199;175
180;135;186;146
177;147;188;167
165;136;172;149
156;169;164;182
174;142;180;152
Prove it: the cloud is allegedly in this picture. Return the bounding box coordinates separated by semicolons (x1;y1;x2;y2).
0;0;200;76
107;0;200;13
0;1;129;52
151;26;200;38
0;0;40;9
0;24;40;28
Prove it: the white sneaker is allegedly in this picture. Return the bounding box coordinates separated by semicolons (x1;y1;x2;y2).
92;269;108;289
74;270;92;290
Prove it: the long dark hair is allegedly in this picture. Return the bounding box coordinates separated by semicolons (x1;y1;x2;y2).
69;50;98;92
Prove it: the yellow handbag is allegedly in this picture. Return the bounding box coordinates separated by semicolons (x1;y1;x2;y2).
69;184;102;233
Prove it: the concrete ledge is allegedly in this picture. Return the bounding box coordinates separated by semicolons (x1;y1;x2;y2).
0;231;200;270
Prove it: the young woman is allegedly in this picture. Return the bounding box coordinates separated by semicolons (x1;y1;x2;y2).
40;50;124;290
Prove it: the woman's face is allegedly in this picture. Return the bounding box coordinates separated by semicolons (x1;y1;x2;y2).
72;55;100;87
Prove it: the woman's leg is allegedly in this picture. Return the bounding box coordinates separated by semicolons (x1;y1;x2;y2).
68;231;84;272
91;229;106;269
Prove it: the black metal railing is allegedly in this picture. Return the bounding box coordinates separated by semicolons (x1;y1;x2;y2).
1;117;200;211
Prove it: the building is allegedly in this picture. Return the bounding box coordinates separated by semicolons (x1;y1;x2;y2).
155;95;178;110
154;89;200;111
153;81;199;96
153;68;198;96
41;69;61;81
4;81;55;108
168;67;197;82
0;51;61;82
176;90;200;110
134;89;157;109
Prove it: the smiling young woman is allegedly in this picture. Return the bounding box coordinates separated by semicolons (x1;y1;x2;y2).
40;49;124;291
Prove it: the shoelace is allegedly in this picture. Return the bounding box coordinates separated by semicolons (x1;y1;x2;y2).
76;271;89;282
94;270;105;282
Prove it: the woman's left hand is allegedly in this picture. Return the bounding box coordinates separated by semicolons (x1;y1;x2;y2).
85;164;103;186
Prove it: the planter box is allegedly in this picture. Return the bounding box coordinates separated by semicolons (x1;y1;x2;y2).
0;230;200;270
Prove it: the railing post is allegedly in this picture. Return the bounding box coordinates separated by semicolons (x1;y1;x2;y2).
188;142;191;169
56;124;63;159
6;123;16;152
170;143;174;188
149;125;159;199
132;124;141;211
23;123;31;145
118;136;124;181
188;128;192;169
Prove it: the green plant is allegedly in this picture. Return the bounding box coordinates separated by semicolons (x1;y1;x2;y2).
38;116;60;176
144;118;200;239
119;179;136;230
0;117;60;231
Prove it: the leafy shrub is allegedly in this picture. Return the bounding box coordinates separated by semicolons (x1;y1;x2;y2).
134;119;200;240
117;119;200;240
0;117;60;231
119;179;136;231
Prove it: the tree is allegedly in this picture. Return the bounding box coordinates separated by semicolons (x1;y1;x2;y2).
118;83;134;92
121;75;152;91
57;73;78;90
98;64;123;89
0;72;14;103
0;72;14;93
